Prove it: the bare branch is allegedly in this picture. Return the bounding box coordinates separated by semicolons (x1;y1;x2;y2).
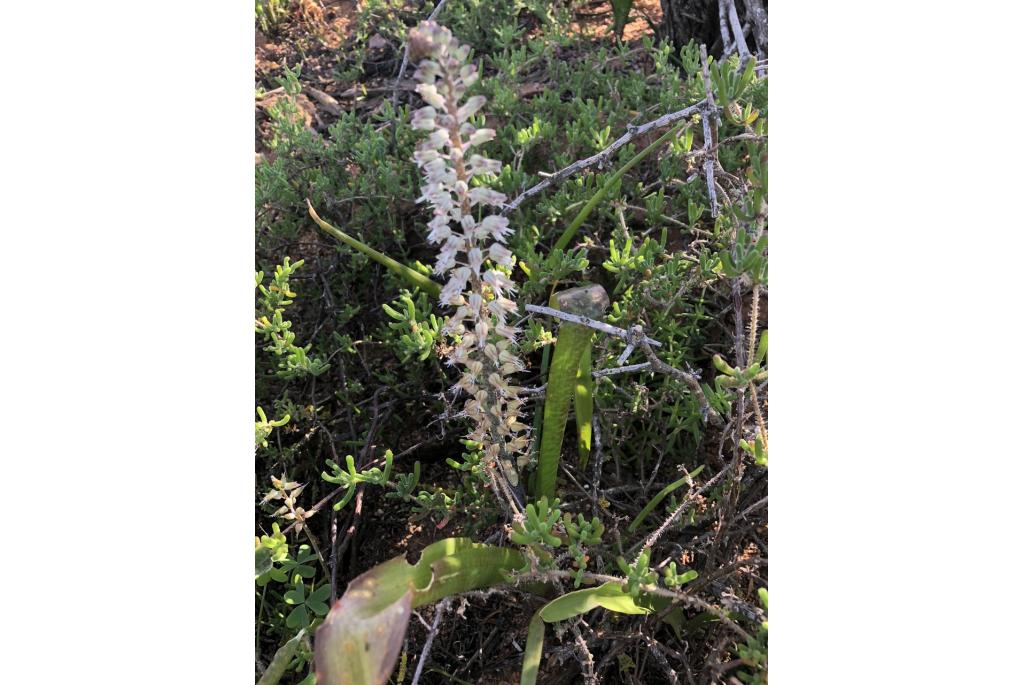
502;101;711;214
524;303;663;347
410;597;451;685
742;0;769;58
592;361;652;378
723;0;752;66
718;0;734;57
698;46;719;218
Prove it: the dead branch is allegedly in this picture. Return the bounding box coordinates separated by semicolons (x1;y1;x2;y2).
502;100;712;214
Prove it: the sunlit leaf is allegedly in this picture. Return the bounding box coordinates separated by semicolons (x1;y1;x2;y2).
519;612;545;685
538;582;653;623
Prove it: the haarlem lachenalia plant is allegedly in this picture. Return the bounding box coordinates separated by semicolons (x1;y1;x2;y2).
407;20;529;516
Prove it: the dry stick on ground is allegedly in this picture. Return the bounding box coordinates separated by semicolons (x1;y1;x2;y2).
590;402;606;518
698;46;719;218
410;597;451;685
571;621;598;685
642;633;681;685
524;304;663;348
718;0;734;57
502;100;711;214
743;0;769;58
723;0;752;67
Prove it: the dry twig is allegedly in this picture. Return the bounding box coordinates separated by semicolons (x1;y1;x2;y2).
503;101;712;214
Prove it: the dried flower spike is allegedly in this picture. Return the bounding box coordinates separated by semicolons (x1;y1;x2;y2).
409;20;529;516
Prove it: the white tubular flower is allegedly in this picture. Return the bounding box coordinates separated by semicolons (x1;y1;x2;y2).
408;20;529;514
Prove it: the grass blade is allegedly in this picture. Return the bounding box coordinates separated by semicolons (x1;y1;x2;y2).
307;200;441;297
627;465;705;533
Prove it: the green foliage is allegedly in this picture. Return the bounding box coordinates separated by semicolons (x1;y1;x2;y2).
256;406;291;449
713;332;768;390
381;290;441;362
662;562;698;589
616;549;659;600
255;258;329;379
521;580;654;685
553;122;685;253
257;628;306;685
321;449;395;511
609;0;634;41
256;0;291;35
574;343;594;468
284;582;331;629
736;588;769;684
256;523;290;584
562;511;605;586
307;203;441;297
740;433;768;466
314;539;526;685
711;58;757;107
720;227;768;285
510;497;563;548
628;465;705;533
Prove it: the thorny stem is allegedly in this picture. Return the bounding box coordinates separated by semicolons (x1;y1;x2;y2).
746;283;761;366
750;384;768;447
746;282;768;446
571;621;597;685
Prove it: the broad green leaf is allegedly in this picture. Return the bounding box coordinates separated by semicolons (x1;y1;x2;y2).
413;541;525;607
519;612;545;685
284;585;305;605
536;321;591;500
315;569;412;685
535;285;609;500
255;546;274;578
538;582;653;623
257;629;305;685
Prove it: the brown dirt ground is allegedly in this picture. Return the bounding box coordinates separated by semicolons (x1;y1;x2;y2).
255;0;664;158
